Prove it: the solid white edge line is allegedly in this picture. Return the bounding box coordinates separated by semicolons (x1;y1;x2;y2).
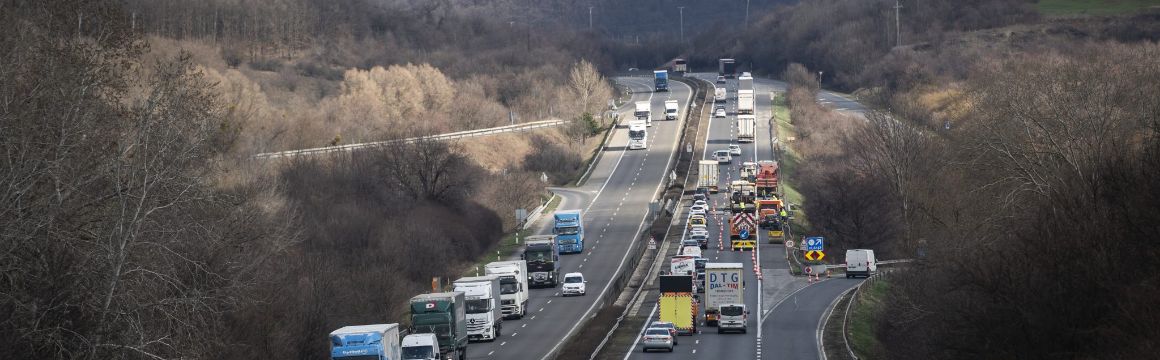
817;286;854;360
622;302;660;360
540;79;691;360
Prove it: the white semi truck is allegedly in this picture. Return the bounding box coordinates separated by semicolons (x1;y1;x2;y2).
738;75;754;92
628;120;648;150
664;100;679;120
704;263;744;328
634;101;653;127
737;114;755;143
698;160;720;193
485;260;529;319
714;87;727;103
453;275;503;342
737;89;754;115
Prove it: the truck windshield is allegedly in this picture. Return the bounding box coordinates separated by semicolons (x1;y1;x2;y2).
499;278;519;294
525;249;552;263
465;299;491;314
629;130;645;140
402;346;435;360
334;356;379;360
555;226;579;235
721;306;744;316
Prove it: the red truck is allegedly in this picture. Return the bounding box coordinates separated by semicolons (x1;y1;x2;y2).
755;161;779;198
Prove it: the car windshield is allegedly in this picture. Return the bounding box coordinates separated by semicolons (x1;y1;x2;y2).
646;328;670;336
565;276;583;283
721;306;745;316
402;346;436;359
465;299;491;314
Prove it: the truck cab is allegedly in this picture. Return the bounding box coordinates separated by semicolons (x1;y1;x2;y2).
485;260;529;319
654;70;669;92
408;292;468;360
330;324;401;360
401;333;440;360
453;275;503;342
628;121;648;149
522;235;560;288
552;210;584;254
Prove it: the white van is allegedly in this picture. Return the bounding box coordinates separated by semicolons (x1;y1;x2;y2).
714;150;732;164
845;249;877;278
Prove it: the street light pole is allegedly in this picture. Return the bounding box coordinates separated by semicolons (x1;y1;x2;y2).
678;6;685;43
589;7;594;31
745;0;751;29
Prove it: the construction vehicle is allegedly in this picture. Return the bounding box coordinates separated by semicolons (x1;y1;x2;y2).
409;292;468;360
485;260;529;319
757;198;785;242
740;162;758;182
755;161;779;198
658;275;697;335
704;263;744;327
728;181;757;251
522;235;560;288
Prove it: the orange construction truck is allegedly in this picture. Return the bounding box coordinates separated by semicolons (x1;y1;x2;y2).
755;161;779;199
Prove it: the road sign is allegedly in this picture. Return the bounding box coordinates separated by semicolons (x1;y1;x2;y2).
515;208;527;223
805;236;824;251
740;229;750;239
805;250;826;261
648;237;657;250
785;240;795;248
804;266;812;274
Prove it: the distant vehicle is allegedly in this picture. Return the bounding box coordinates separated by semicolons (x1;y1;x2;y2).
716;75;726;84
715;150;732;163
728;144;742;156
718;58;736;79
628;67;639;71
409;292;468;360
673;58;688;74
692;199;707;208
697;271;706;293
628;120;648;150
687;215;706;227
553;210;585;254
737;115;756;143
523;235;560;287
717;304;748;334
715;104;726;112
485;260;529;319
664;100;679;120
641;328;675;352
453;275;503;342
689;204;707;216
561;272;587;296
681;238;701;249
649;321;679;342
634;101;653;127
689;234;709;249
692;193;707;202
401;333;441;360
714;87;727;102
737;88;754;115
329;324;401;360
845;249;878;278
715;108;727;118
688;226;708;237
654;70;669;92
741;71;752;78
680;245;702;258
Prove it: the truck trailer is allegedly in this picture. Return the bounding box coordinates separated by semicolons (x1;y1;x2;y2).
698;160;720;193
738;75;754;92
329;324;401;360
737;89;754;115
634;101;653;127
485;260;529;319
718;58;736;79
673;58;687;74
659;275;697;335
704;263;744;327
409;292;468;360
737;115;755;143
553;210;584;254
654;70;669;92
453;275;503;342
523;235;560;288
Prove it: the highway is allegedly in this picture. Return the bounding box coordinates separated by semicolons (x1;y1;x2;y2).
465;76;692;360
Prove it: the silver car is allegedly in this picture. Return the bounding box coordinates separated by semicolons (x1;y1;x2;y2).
715;108;727;118
641;328;674;352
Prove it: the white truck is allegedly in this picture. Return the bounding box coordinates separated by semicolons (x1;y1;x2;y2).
670;255;697;276
698;160;720;193
634;101;653;127
664;100;679;120
845;249;878;278
737;114;755;143
485;260;529;319
401;333;441;360
453;275;503;342
628;120;648;150
704;263;744;328
739;75;754;91
714;87;727;103
330;324;402;360
737;89;754;115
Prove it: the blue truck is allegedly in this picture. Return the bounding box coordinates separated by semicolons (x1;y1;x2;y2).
654;70;669;92
329;324;400;360
553;210;585;254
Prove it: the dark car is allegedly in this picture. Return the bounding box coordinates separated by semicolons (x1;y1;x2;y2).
689;234;709;249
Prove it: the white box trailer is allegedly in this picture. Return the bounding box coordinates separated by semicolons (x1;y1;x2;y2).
737;115;755;143
485;260;529;319
714;87;727;103
704;263;744;327
698;160;720;193
738;75;754;92
634;101;653;127
737;89;754;115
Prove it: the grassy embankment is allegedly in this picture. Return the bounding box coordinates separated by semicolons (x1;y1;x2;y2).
460;194;562;278
1037;0;1160;16
772;93;814;275
847;279;889;358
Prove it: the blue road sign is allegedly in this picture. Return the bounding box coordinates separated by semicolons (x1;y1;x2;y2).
740;230;750;239
805;236;824;251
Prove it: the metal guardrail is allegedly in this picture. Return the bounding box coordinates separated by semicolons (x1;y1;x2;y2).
253;119;567;159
